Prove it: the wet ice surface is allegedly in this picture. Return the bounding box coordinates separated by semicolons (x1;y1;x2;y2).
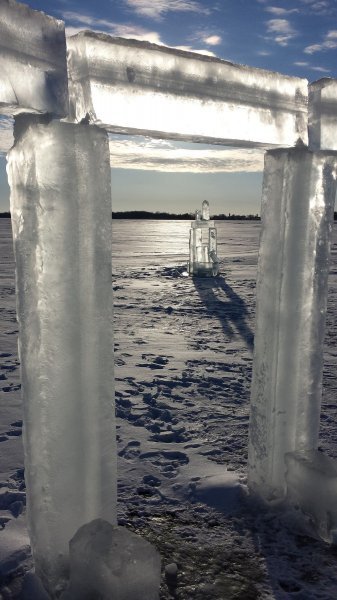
1;218;337;598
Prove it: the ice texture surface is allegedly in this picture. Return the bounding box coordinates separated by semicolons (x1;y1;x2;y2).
0;0;68;117
248;148;337;501
61;519;161;600
285;450;337;543
0;115;14;154
309;78;337;151
67;32;308;148
7;117;116;595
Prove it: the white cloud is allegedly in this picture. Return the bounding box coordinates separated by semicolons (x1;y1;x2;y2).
265;6;299;15
124;0;210;20
310;65;331;72
304;29;337;53
108;138;264;173
266;18;297;45
0;116;14;155
300;0;332;14
63;11;164;44
203;35;222;46
304;43;323;53
173;45;216;56
256;50;271;56
294;60;330;72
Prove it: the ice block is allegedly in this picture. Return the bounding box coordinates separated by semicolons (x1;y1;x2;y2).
285;450;337;543
67;32;308;148
0;0;68;117
62;519;161;600
309;78;337;151
248;148;337;501
7;116;116;595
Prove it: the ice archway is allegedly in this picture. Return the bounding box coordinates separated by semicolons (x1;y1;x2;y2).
1;0;337;592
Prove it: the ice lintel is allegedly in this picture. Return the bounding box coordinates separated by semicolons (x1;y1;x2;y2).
67;32;308;149
309;77;337;151
0;0;68;118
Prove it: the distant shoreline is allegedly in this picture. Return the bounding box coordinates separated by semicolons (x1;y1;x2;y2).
0;210;261;220
2;210;337;220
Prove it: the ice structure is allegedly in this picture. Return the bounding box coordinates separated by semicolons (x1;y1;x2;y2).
61;519;161;600
7;116;116;594
309;78;337;151
248;148;337;502
66;32;308;148
1;2;337;588
189;200;219;277
285;451;337;543
0;0;68;117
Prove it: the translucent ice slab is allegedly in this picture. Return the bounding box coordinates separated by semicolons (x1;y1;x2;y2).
309;78;337;151
62;519;161;600
0;0;68;117
67;32;308;148
248;148;337;502
7;116;116;595
285;450;337;543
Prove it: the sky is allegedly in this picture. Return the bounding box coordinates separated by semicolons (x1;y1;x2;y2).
0;0;336;214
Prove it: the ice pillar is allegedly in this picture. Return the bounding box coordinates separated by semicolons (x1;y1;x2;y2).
248;147;337;501
7;117;116;594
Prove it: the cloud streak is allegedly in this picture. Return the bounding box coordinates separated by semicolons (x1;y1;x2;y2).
0;124;264;174
124;0;210;21
294;60;330;72
62;11;164;43
265;6;299;15
109;138;264;173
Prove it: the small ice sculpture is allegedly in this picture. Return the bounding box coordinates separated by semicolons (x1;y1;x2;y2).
189;200;219;277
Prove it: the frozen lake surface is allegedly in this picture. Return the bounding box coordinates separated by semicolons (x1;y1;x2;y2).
1;218;337;598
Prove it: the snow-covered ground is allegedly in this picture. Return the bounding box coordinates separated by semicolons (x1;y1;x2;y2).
1;218;337;599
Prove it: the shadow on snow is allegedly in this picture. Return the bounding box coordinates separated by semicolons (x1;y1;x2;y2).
192;275;254;350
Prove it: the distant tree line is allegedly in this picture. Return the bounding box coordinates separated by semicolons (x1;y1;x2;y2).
3;210;337;220
111;210;261;220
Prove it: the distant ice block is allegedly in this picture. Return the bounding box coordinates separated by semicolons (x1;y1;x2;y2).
248;148;337;501
61;519;161;600
67;32;308;148
285;450;337;543
0;0;68;117
189;200;219;276
7;117;116;595
309;78;337;151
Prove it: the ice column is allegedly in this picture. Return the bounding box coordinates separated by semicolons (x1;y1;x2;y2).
309;78;337;151
189;200;219;277
248;148;337;501
7;117;116;594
